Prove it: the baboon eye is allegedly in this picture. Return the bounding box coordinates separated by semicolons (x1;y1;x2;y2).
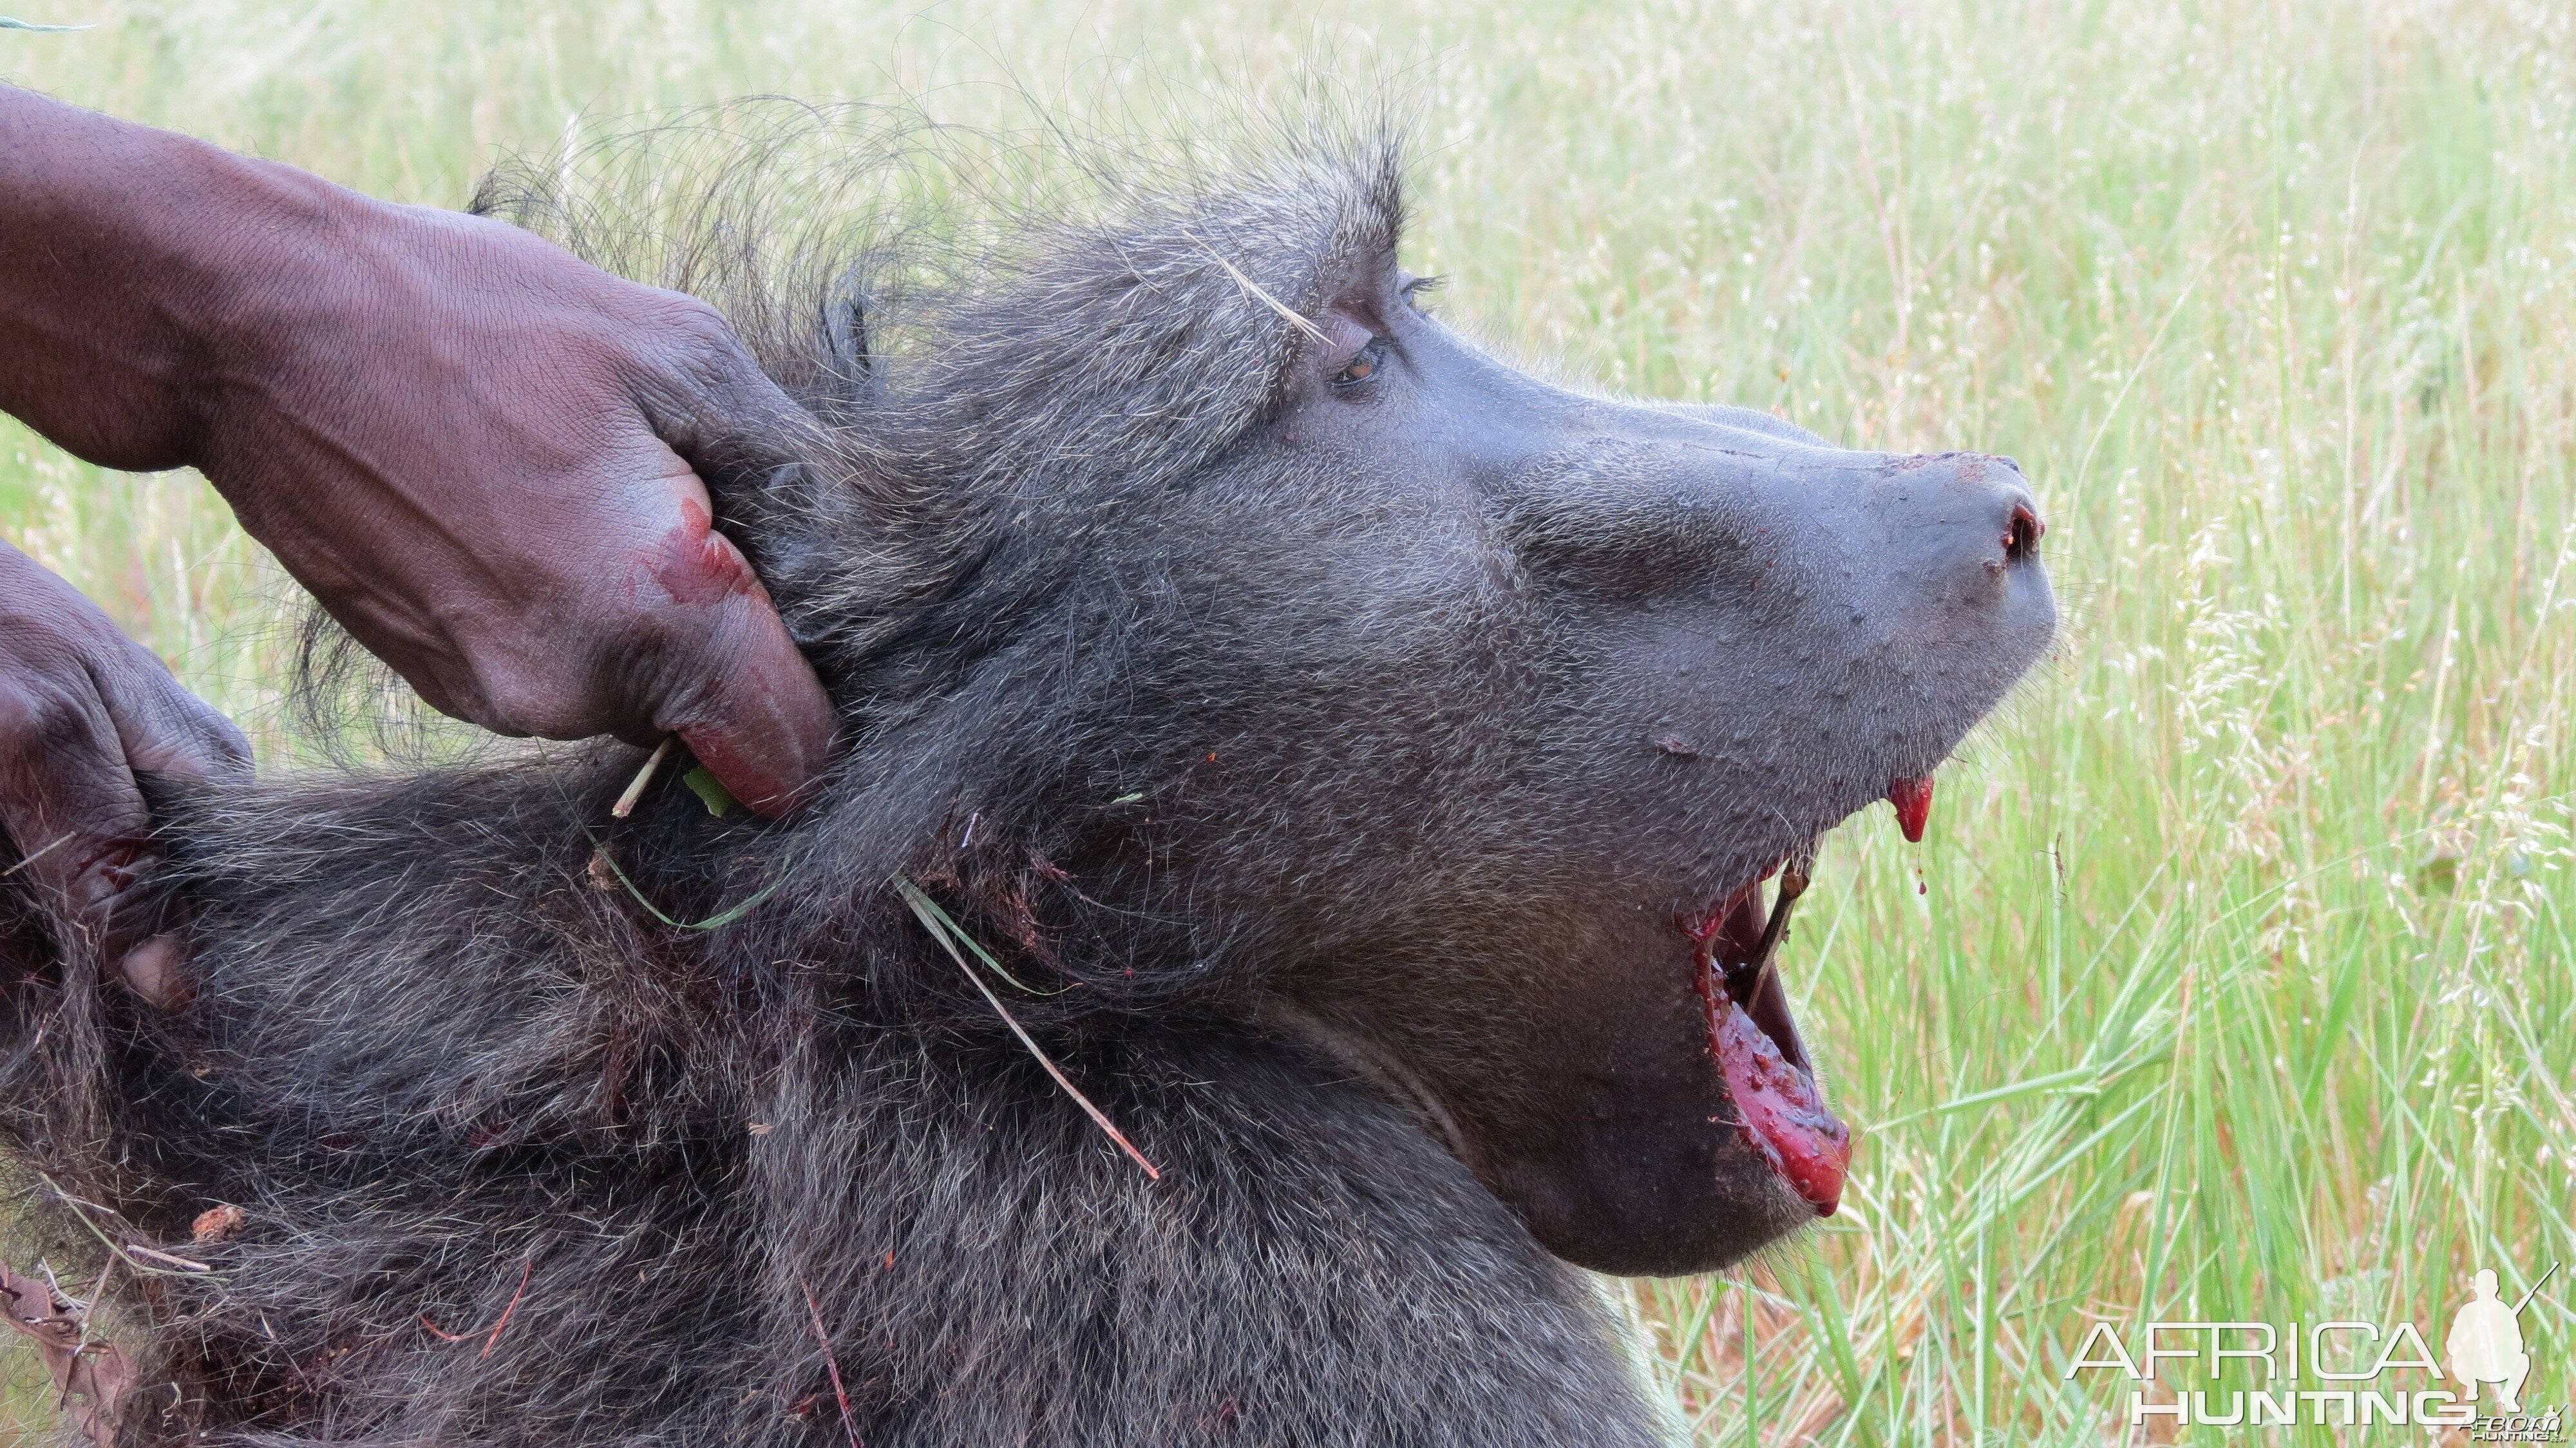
1332;337;1390;390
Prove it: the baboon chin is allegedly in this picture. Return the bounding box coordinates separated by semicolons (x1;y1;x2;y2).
0;113;2053;1444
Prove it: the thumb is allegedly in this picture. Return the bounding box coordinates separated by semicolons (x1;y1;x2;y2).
630;311;838;814
638;515;836;818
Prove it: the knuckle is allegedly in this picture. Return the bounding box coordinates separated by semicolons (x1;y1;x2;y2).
667;305;762;381
198;711;257;776
666;294;734;342
632;293;736;361
0;679;99;760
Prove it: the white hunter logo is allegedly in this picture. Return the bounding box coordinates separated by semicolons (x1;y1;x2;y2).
2063;1263;2562;1434
2453;1268;2539;1411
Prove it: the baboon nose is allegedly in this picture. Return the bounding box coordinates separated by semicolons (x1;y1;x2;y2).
2003;496;2044;563
1986;450;2045;562
1966;482;2046;580
1884;452;2047;588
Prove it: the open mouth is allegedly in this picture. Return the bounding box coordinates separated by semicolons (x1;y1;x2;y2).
1686;870;1850;1216
1681;775;1931;1217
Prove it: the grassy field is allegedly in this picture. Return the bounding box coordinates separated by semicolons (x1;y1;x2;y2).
6;1;2573;1442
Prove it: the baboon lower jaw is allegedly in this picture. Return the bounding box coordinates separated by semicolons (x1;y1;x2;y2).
1686;866;1846;1215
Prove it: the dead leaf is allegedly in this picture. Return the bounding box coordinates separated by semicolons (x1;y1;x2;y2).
191;1204;245;1244
0;1258;133;1447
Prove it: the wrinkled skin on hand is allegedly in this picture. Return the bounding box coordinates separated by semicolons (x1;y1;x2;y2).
173;204;837;812
0;86;835;815
0;544;250;1007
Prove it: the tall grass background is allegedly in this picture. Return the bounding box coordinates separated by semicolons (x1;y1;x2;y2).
5;1;2572;1442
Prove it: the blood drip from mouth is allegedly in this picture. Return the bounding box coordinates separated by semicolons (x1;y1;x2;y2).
1887;775;1935;843
1686;884;1852;1215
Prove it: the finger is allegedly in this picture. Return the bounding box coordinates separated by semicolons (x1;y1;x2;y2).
0;672;169;995
652;529;837;819
634;298;828;508
2;542;254;787
609;302;836;811
0;561;238;1008
93;647;256;786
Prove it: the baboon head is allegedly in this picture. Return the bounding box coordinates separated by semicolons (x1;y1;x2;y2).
1042;272;2054;1275
505;122;2058;1280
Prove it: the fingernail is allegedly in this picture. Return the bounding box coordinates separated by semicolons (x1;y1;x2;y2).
118;933;194;1013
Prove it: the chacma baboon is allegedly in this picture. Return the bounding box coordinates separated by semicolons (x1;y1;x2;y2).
0;113;2054;1445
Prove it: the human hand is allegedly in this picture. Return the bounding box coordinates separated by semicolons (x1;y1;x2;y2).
189;196;838;815
0;89;835;814
0;542;251;1008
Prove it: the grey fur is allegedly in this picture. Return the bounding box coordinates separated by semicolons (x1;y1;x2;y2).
0;107;2054;1445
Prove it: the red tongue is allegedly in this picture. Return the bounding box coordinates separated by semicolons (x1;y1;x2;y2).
1887;774;1935;843
1692;956;1851;1215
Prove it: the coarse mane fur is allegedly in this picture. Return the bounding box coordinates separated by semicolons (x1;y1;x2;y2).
0;107;1685;1445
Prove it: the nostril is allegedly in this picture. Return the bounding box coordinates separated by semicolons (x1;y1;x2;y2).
2003;503;2043;561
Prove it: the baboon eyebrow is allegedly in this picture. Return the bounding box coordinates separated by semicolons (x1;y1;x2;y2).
1399;273;1447;304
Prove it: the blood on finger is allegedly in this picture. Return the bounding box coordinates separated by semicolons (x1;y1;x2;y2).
646;499;761;608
